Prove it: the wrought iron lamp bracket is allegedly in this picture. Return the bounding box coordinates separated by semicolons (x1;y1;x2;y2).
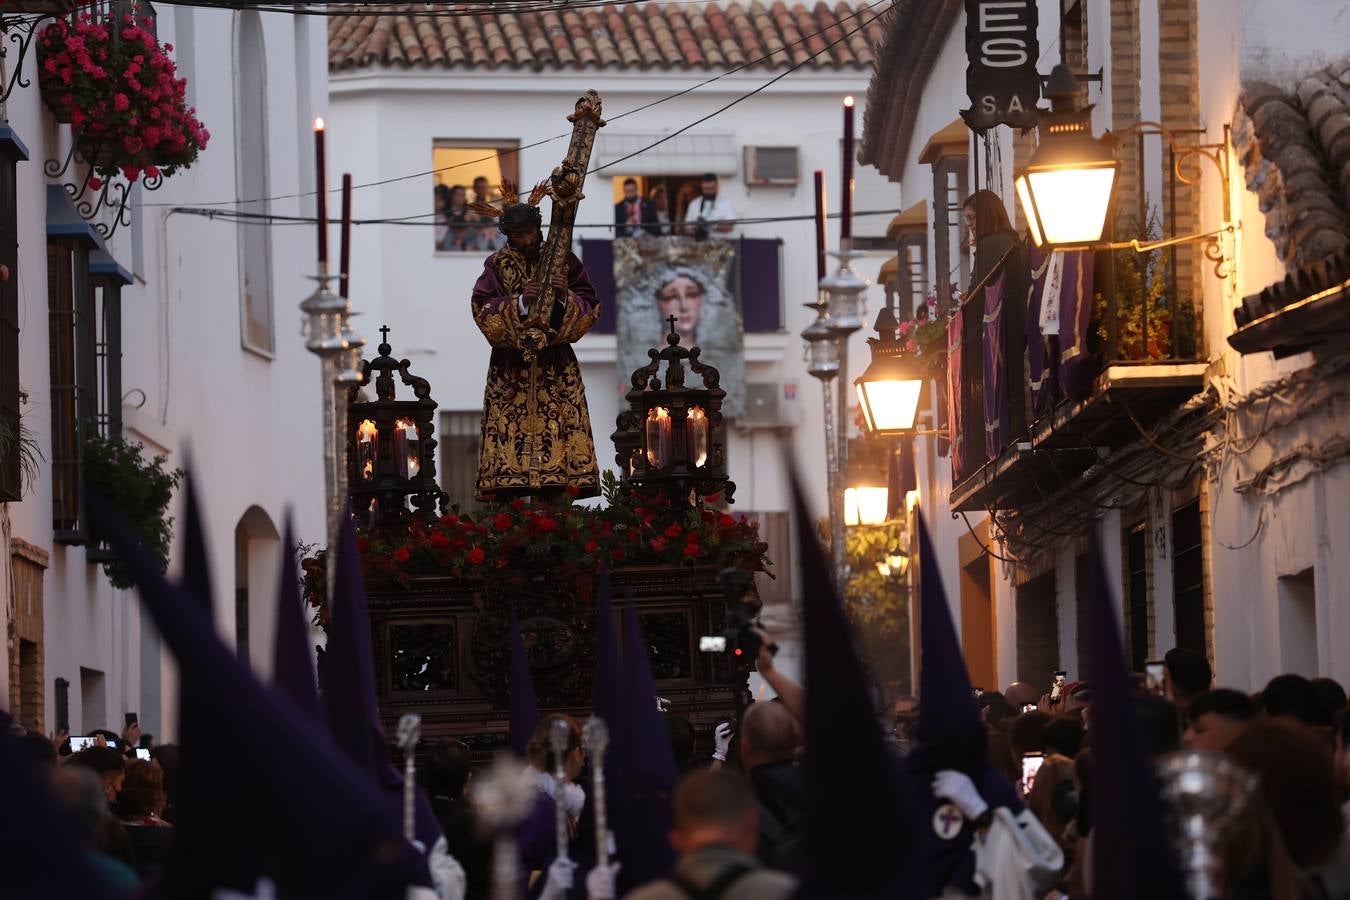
44;126;165;239
0;13;54;104
1102;119;1233;223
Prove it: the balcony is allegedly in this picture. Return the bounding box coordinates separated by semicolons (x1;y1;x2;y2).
948;238;1207;513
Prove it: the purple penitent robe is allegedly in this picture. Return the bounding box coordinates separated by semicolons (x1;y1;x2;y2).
471;248;602;500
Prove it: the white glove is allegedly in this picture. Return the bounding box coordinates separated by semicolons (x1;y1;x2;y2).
585;862;620;899
932;769;988;821
538;858;576;900
712;722;733;762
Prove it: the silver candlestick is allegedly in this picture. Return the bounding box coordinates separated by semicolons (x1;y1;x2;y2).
1157;750;1258;900
471;756;538;900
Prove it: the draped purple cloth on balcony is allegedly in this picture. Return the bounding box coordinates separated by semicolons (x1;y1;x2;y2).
1026;247;1054;421
1058;251;1097;402
982;272;1009;461
947;310;966;482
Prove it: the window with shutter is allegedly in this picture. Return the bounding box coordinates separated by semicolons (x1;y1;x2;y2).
48;239;96;542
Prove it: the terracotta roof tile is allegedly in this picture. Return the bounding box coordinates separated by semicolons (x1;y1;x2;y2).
328;1;884;73
1235;58;1350;270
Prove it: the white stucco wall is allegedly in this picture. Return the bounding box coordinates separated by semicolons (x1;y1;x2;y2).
328;68;884;610
866;0;1350;694
1;7;329;739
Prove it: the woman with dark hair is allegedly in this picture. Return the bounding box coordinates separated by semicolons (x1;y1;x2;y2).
114;760;173;878
963;189;1019;285
435;184;454;250
960;189;1031;451
1226;720;1344;898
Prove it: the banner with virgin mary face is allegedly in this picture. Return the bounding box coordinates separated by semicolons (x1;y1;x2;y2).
614;237;746;418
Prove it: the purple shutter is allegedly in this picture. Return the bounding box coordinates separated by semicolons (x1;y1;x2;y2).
737;237;782;333
582;238;616;335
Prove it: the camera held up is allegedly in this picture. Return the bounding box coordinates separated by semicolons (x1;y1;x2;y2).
699;567;777;660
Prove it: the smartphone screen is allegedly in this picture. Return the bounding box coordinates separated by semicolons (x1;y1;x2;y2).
1050;671;1067;701
69;736;96;752
1145;660;1165;693
135;748;151;761
1021;752;1045;796
699;636;726;653
1021;703;1037;713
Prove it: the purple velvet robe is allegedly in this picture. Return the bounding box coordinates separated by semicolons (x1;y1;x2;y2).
471;249;602;499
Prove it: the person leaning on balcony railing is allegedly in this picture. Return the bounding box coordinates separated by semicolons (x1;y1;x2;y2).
961;190;1032;442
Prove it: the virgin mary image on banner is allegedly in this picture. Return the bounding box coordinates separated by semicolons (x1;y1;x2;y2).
614;237;746;418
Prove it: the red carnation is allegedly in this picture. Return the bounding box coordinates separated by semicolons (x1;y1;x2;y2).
86;175;102;190
429;532;450;548
494;513;513;531
664;524;683;538
718;514;736;528
392;547;411;564
467;547;486;565
683;543;701;558
651;537;669;553
537;517;558;533
584;540;599;555
510;499;527;511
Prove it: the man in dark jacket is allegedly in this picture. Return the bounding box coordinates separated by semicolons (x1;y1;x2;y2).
738;700;804;872
614;178;660;237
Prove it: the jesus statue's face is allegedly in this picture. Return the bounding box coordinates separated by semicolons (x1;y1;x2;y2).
507;227;543;262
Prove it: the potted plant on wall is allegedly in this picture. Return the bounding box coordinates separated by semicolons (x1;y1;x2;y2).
82;434;182;589
37;13;210;185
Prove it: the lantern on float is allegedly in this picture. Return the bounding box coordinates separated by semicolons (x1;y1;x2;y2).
611;317;735;505
346;326;447;528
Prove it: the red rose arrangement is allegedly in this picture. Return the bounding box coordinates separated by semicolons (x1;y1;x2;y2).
301;487;772;620
38;14;210;183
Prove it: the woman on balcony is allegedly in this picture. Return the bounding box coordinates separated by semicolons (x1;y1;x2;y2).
961;190;1031;458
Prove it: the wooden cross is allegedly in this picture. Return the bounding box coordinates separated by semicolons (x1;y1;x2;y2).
667;315;678;336
380;324;391;345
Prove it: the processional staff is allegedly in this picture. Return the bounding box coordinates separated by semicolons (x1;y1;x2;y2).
582;717;612;869
549;718;573;865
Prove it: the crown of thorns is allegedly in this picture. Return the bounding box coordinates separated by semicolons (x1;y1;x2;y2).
469;178;549;235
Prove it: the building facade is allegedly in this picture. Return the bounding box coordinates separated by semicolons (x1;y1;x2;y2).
1;2;329;740
325;1;893;673
861;0;1350;692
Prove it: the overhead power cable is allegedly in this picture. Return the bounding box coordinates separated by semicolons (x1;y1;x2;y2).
168;205;907;229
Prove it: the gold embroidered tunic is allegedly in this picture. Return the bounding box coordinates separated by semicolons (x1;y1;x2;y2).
471;247;601;500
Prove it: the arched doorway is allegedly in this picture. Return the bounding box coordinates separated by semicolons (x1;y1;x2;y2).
234;505;280;675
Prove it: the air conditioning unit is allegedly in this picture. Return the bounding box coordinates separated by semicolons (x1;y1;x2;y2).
744;146;800;186
737;381;803;430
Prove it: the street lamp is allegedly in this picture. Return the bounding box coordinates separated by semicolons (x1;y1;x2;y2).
1014;64;1118;248
800;298;847;584
885;546;910;577
844;483;889;527
854;305;927;436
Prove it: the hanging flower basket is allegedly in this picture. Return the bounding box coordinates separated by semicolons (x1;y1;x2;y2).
37;13;210;184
